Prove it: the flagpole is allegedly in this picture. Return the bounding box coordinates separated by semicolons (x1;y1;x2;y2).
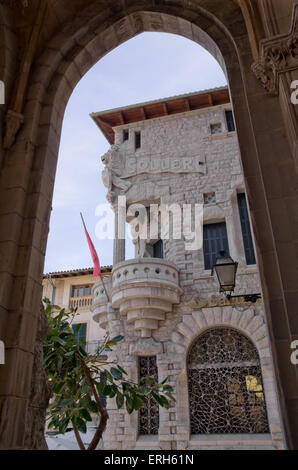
80;212;111;303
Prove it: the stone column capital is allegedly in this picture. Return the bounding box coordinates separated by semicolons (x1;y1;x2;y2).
252;3;298;95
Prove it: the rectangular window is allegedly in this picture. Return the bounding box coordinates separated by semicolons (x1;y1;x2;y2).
71;284;93;297
153;240;164;259
203;222;229;270
123;129;129;142
210;123;222;135
72;323;87;349
204;192;216;205
225;110;235;132
237;193;256;265
139;356;159;435
135;131;141;149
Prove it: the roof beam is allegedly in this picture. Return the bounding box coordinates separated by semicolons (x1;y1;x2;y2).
140;107;147;120
185;98;190;111
162;103;168;115
119;111;125;125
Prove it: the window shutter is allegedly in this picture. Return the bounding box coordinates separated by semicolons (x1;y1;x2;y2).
225;110;235;132
203;222;229;270
237;193;256;265
153;240;164;259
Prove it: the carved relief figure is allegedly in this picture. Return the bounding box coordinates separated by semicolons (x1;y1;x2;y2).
101;144;132;202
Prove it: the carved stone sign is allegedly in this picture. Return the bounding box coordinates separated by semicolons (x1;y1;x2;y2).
188;294;261;310
122;154;206;177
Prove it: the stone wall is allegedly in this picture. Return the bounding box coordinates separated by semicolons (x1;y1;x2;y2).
95;102;286;450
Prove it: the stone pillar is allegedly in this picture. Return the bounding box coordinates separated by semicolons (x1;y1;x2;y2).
113;202;126;266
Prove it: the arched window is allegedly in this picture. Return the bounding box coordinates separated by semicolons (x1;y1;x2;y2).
187;328;269;434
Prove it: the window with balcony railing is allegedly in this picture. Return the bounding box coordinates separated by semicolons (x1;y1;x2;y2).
69;283;94;309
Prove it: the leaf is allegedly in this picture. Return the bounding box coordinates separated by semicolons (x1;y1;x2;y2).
52;336;66;347
59;418;70;434
64;351;75;358
139;385;150;395
165;392;176;402
110;367;122;380
52;381;64;394
109;384;118;398
132;395;146;410
57;356;63;372
152;392;167;407
95;382;105;396
125;396;134;414
122;382;130;393
116;392;124;409
60;398;74;407
163;385;174;393
88;401;98;413
117;365;128;376
104;370;113;383
74;417;87;434
110;335;124;343
81;409;92;422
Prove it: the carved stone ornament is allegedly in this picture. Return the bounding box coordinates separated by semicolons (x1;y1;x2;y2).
101;144;132;203
252;4;298;96
188;293;261;310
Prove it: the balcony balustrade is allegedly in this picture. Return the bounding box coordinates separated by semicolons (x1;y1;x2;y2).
69;295;93;309
92;258;182;337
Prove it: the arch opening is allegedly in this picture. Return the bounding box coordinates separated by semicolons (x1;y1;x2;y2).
187;328;270;435
1;0;295;451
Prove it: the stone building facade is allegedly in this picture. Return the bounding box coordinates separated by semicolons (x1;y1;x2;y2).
1;1;298;450
90;88;286;450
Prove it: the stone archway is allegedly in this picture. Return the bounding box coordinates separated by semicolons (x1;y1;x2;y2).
0;0;297;449
172;307;286;449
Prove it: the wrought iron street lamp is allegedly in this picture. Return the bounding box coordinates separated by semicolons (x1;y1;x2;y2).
212;251;261;303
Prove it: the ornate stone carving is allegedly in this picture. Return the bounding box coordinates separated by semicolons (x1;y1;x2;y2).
93;258;182;338
188;293;261;310
101;144;132;203
252;4;298;96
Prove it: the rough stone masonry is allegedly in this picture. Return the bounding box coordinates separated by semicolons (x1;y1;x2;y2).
91;88;286;450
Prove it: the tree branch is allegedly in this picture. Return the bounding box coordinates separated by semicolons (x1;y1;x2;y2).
72;423;86;450
79;357;109;450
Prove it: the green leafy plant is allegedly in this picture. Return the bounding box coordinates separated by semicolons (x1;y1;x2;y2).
43;299;175;450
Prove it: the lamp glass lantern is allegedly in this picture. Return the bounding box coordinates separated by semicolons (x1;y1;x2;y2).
211;251;238;297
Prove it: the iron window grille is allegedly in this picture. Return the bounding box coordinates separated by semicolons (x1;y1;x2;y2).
138;356;159;435
188;328;269;435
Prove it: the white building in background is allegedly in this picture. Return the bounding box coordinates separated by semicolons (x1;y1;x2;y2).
42;267;112;354
89;87;286;450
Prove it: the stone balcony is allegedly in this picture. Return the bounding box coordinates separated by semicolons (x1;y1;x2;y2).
69;295;93;310
92;258;182;337
92;276;112;330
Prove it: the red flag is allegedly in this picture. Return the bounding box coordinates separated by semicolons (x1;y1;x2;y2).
81;213;102;279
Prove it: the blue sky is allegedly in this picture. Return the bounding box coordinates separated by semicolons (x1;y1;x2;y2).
44;32;226;273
